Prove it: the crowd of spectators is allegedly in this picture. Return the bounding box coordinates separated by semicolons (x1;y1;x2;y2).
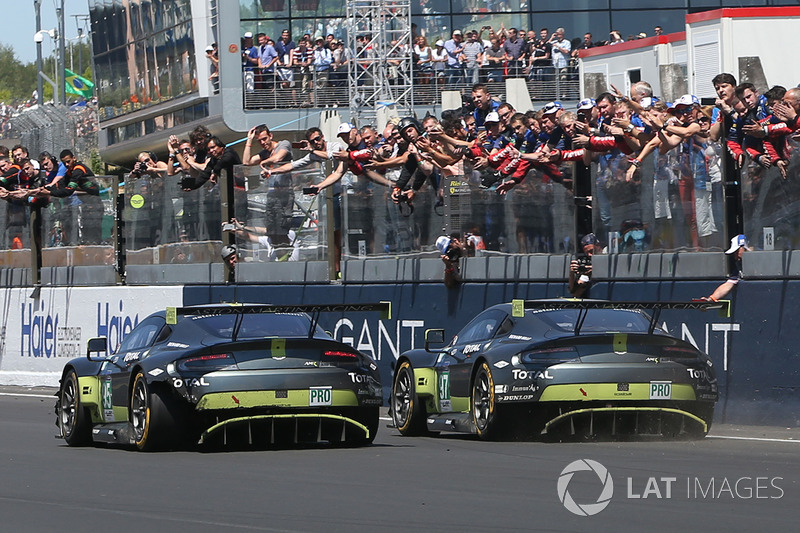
227;24;672;91
0;144;103;249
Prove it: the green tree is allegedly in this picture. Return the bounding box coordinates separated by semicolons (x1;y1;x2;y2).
0;45;38;102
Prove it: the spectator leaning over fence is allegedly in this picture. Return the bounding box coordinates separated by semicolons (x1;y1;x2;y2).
243;124;294;248
34;150;99;198
472;83;501;128
37;151;66;188
130;151;168;179
702;234;749;302
166;136;198;179
12;145;39;170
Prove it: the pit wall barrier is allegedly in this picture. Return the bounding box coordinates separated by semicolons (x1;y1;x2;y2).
0;280;796;428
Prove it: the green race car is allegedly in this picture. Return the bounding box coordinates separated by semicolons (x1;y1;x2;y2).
56;303;390;450
391;299;726;440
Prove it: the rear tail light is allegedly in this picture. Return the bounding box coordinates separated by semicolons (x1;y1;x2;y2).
177;353;237;372
522;346;579;364
662;346;700;357
322;350;359;361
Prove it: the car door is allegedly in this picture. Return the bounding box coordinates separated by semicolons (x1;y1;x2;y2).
99;316;168;422
442;309;508;407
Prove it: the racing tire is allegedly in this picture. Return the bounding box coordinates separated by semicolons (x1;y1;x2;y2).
131;371;182;452
392;361;428;436
58;369;93;446
472;361;505;440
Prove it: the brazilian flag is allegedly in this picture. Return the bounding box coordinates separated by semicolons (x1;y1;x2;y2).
64;69;94;99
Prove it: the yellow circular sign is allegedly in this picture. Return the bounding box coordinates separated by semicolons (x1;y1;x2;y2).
130;194;145;209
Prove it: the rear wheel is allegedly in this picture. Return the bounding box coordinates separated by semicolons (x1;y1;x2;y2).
131;372;182;451
58;369;92;446
392;361;428;436
472;362;504;440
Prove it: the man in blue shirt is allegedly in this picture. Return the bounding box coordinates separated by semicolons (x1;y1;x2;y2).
444;30;465;85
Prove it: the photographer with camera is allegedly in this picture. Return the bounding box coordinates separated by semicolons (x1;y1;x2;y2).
569;233;602;298
129;151;168;179
436;234;467;288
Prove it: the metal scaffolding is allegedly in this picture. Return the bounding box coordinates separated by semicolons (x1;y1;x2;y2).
346;0;414;128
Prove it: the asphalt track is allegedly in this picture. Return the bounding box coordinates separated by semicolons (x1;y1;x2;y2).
1;387;798;532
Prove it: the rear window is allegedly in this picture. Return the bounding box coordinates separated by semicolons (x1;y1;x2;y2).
533;309;653;334
186;313;328;340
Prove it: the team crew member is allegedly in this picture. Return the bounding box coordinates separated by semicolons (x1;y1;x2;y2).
704;234;749;301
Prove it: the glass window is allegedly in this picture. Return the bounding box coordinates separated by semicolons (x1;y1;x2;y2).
291;18;348;41
612;0;685;8
412;0;451;16
526;12;603;43
117;316;166;353
451;0;516;13
455;309;508;345
292;0;345;17
688;0;721;7
411;15;451;44
452;12;530;36
610;9;686;40
534;0;609;9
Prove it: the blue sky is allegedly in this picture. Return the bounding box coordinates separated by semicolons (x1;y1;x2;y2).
4;0;90;65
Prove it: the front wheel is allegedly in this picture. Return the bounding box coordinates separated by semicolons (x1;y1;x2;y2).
58;369;92;446
392;361;428;436
472;362;504;440
131;372;182;451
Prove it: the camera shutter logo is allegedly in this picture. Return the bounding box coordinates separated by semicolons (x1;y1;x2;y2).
557;459;614;516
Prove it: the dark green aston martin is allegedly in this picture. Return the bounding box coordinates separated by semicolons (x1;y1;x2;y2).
56;303;390;451
391;300;727;441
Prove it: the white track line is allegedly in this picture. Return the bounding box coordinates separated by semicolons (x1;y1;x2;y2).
0;392;54;399
707;435;800;444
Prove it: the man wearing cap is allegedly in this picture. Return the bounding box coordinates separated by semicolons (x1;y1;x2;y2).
205;44;219;91
705;234;748;301
241;32;258;71
221;243;237;274
568;233;602;298
444;30;465;84
313;36;333;88
436;234;464;288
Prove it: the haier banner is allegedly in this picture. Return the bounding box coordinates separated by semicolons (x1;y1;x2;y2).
0;286;183;386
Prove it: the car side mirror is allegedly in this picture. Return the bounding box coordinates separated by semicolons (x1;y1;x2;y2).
86;337;108;361
424;328;446;353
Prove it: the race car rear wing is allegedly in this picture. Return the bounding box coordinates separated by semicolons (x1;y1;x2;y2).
511;299;730;335
166;302;392;338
